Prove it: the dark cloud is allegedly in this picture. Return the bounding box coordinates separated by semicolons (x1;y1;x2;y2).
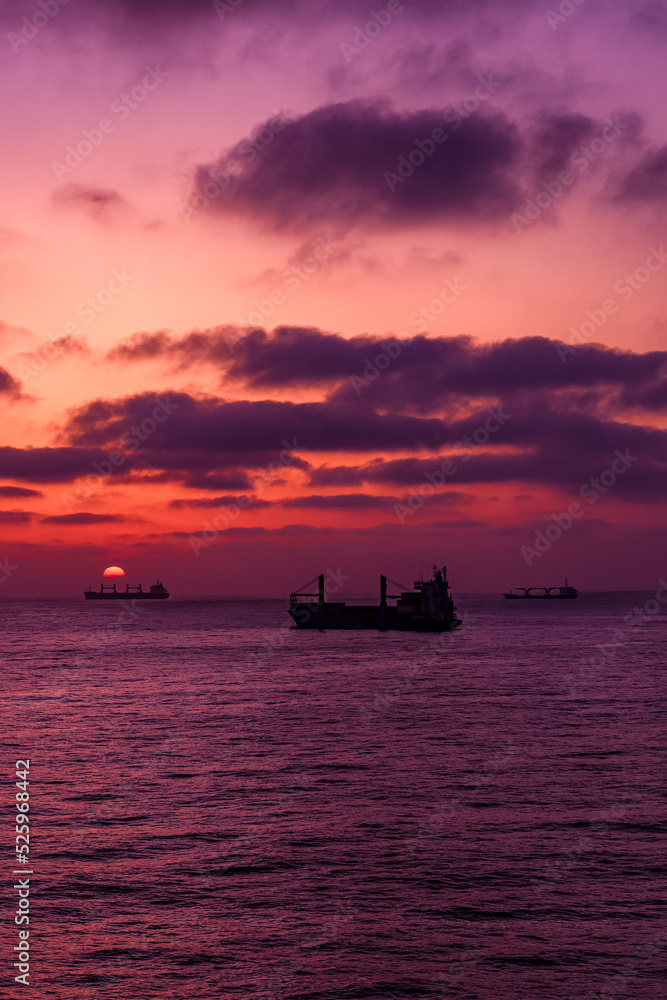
0;510;32;523
98;468;254;491
0;367;23;399
0;439;288;490
0;0;536;31
55;384;667;502
226;326;372;387
179;471;255;491
108;326;667;414
622;379;667;410
8;337;666;500
326;336;667;411
281;491;472;509
527;112;597;179
631;1;667;35
0;446;125;483
194;100;522;231
41;513;125;525
51;335;90;357
308;422;667;500
281;493;394;510
615;145;667;201
63;391;454;453
169;495;271;509
307;465;366;487
190;99;652;234
52;184;129;220
0;485;43;498
107;327;239;366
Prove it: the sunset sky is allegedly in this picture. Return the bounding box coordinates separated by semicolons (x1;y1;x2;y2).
1;0;666;596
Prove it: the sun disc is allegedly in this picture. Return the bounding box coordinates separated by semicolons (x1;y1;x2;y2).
103;566;125;578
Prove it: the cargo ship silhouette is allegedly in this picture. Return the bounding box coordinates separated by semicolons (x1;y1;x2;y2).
503;579;577;599
288;566;462;631
84;581;169;600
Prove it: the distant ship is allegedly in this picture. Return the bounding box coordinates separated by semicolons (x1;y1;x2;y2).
288;566;462;631
504;579;578;599
84;581;169;600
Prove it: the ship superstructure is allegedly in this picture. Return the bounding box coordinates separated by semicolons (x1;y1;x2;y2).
288;566;462;631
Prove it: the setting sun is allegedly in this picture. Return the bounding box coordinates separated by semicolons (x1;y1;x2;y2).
102;566;125;578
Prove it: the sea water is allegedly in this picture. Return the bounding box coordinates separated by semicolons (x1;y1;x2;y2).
1;593;665;998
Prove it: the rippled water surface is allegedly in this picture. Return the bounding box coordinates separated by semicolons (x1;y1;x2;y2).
1;593;665;999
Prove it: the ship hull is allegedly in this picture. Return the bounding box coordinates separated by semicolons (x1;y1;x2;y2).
289;603;462;631
503;593;577;599
84;592;169;600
